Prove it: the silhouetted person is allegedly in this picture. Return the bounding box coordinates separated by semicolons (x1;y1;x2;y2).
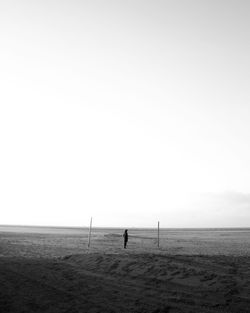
123;229;128;248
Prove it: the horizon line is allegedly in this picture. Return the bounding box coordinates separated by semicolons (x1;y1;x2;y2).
0;224;250;230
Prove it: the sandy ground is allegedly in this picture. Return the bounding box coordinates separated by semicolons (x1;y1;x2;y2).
0;226;250;313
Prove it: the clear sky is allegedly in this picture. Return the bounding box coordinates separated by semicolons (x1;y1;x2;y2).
0;0;250;227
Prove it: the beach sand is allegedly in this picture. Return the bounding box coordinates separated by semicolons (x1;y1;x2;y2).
0;226;250;313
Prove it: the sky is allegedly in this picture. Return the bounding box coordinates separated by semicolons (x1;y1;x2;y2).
0;0;250;227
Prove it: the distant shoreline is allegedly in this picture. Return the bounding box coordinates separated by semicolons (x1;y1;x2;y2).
0;224;249;232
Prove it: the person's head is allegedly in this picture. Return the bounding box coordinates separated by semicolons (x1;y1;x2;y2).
125;229;128;233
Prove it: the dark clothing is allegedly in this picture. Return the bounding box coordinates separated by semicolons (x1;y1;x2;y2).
123;230;128;248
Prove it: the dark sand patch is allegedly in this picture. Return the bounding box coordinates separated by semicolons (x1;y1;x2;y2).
0;254;250;313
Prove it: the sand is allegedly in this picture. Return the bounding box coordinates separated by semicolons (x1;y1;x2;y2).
0;226;250;313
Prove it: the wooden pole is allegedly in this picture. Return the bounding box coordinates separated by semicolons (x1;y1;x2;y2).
87;217;92;248
157;221;160;248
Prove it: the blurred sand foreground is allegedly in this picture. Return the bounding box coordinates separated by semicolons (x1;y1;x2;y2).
0;226;250;313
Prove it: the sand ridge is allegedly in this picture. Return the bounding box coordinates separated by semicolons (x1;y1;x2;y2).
0;253;250;312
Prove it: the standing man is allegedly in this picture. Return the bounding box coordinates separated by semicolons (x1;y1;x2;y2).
123;229;128;249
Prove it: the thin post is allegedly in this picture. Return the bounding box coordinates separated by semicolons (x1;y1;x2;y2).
157;221;160;248
87;217;92;248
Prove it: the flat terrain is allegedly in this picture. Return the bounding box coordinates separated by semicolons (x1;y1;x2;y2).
0;226;250;313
